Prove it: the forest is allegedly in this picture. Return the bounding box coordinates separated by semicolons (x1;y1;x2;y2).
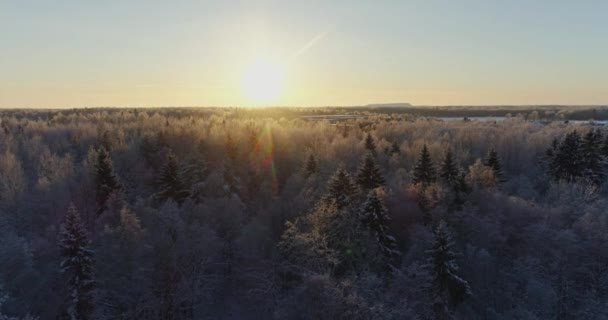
0;108;607;320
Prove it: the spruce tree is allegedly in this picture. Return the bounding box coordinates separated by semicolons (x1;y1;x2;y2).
580;129;604;184
95;147;120;214
390;141;400;155
303;153;318;178
602;131;608;157
155;153;190;205
356;152;385;190
360;191;399;268
59;204;95;320
413;145;436;186
484;147;505;182
426;220;471;319
325;168;359;209
550;130;583;182
364;133;377;156
439;150;459;187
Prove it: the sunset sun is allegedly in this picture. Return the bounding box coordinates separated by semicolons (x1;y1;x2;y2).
241;58;284;105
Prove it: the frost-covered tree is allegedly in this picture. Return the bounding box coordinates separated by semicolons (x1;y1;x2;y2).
425;220;471;319
484;147;505;182
94;147;120;214
364;133;377;156
439;150;459;187
58;204;95;320
548;131;583;182
355;153;385;191
360;191;399;271
154;153;190;205
324;168;359;209
580;129;604;184
303;153;318;178
413;144;436;186
389;141;400;155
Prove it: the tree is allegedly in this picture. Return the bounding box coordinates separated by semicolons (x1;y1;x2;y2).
548;131;583;182
426;220;471;319
355;153;385;191
389;141;400;155
324;168;359;209
303;153;318;178
580;129;604;184
58;204;95;320
360;191;399;271
94;147;120;214
484;147;505;182
439;150;459;187
154;153;190;205
364;133;377;156
413;145;436;186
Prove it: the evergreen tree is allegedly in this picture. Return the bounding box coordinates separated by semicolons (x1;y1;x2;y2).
94;147;120;215
450;173;470;212
580;129;604;184
360;191;400;269
413;145;436;186
303;153;318;178
602;131;608;157
225;134;238;164
439;150;459;187
356;152;385;190
549;131;583;182
58;204;95;320
426;220;472;319
155;153;190;205
364;133;377;156
389;141;401;155
325;168;359;209
484;147;505;182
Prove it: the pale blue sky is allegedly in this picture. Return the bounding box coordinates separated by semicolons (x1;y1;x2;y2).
1;1;607;107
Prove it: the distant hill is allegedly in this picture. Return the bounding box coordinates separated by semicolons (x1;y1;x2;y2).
365;103;413;108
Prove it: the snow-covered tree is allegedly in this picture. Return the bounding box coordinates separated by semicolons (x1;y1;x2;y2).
303;153;318;178
94;147;120;214
425;220;471;319
484;147;506;182
355;152;385;191
360;191;399;271
364;133;377;156
413;144;436;186
324;168;359;209
58;204;95;320
439;150;459;187
580;129;604;184
154;153;190;205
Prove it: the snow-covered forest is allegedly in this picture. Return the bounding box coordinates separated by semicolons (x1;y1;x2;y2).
0;108;607;319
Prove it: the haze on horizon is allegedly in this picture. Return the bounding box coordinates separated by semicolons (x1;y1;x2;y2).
1;0;607;108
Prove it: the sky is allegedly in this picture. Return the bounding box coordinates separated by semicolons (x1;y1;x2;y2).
1;0;607;107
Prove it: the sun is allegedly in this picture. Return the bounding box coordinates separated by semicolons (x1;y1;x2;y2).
241;58;284;105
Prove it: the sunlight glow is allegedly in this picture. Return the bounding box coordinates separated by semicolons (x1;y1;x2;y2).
241;58;284;105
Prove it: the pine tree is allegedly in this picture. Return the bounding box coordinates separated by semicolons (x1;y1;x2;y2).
360;191;399;269
439;150;459;187
95;147;120;214
484;147;505;182
364;133;377;156
303;153;318;178
580;129;604;184
413;145;436;186
59;204;95;320
325;168;359;209
155;153;190;205
356;152;385;190
426;220;471;319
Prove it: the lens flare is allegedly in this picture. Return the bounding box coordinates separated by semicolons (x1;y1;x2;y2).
254;125;278;195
